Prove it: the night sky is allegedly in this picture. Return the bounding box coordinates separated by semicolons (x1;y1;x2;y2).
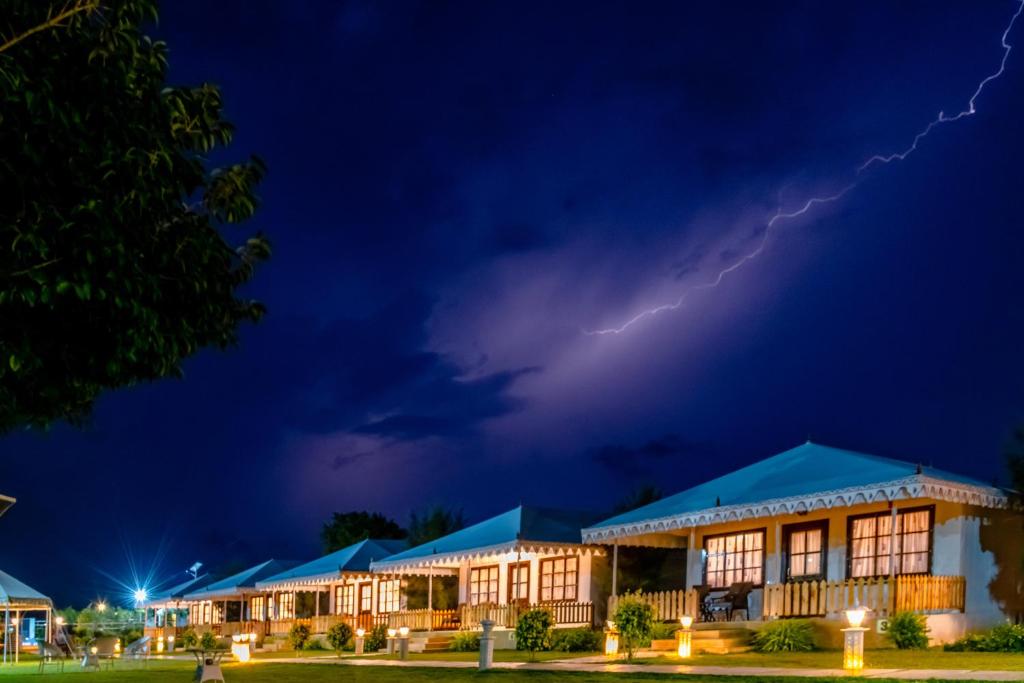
3;0;1024;607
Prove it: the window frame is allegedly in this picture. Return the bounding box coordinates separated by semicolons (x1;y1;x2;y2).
250;595;266;621
845;505;935;579
469;565;500;606
783;520;829;582
377;579;401;614
357;582;373;614
702;527;767;589
507;561;530;604
539;555;579;602
335;583;356;616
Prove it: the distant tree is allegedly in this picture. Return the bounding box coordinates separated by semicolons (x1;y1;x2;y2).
320;511;406;553
407;506;464;547
0;0;270;432
1006;425;1024;499
612;485;663;515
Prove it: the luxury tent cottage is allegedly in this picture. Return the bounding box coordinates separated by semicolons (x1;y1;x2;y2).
141;573;213;642
253;538;407;636
182;559;298;637
583;442;1021;644
0;492;56;663
370;506;605;641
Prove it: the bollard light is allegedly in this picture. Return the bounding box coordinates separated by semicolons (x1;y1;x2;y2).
386;628;398;655
157;636;165;653
399;626;410;637
397;626;410;660
354;628;366;655
677;615;693;658
231;633;253;663
604;620;619;657
842;606;868;671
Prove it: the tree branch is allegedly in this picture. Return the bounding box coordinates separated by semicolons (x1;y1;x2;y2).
0;0;100;55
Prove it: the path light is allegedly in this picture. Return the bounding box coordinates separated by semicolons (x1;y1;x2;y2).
677;615;693;658
398;626;410;660
842;606;869;671
354;628;365;655
231;633;252;663
386;628;398;655
604;620;619;657
157;636;165;653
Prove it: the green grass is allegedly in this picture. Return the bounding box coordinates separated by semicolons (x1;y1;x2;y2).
363;650;598;662
637;649;1024;670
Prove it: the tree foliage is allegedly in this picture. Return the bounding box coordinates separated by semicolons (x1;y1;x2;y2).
325;622;353;655
320;511;407;553
407;505;464;547
514;608;553;660
612;485;663;514
0;0;270;432
611;592;654;660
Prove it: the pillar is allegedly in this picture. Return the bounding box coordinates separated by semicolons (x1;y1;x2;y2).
611;542;618;597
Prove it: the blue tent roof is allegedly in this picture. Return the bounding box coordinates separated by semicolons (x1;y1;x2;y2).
142;574;213;607
256;539;407;588
374;506;599;569
184;560;299;600
0;568;51;607
587;442;1001;532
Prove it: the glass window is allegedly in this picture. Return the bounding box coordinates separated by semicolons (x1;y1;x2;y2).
508;563;530;602
358;583;372;613
704;530;765;588
335;584;355;616
540;556;578;601
469;566;499;605
377;579;401;613
250;596;266;621
849;507;932;578
785;522;827;580
276;592;295;619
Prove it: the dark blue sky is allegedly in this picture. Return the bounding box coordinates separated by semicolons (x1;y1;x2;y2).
2;0;1023;606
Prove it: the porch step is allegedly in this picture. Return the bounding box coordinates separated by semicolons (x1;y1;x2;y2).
422;636;454;652
692;625;753;654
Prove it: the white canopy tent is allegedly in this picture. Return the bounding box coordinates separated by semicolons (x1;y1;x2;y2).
0;568;54;664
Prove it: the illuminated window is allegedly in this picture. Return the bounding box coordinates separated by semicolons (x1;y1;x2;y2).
276;592;295;619
469;566;499;605
540;557;578;602
377;580;401;613
250;596;266;621
785;522;827;580
358;583;372;613
335;584;356;616
212;601;224;624
849;507;932;578
704;530;765;588
508;563;530;602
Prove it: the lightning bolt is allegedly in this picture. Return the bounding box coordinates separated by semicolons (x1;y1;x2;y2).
586;0;1023;336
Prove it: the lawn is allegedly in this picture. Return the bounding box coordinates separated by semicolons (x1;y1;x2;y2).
364;649;597;662
637;649;1024;670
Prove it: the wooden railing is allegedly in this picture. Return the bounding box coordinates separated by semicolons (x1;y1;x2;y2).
547;600;594;626
380;601;595;632
609;576;965;622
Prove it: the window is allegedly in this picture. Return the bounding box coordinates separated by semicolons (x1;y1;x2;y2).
785;521;828;580
469;566;499;605
276;592;295;619
212;601;224;624
251;596;266;621
704;529;765;588
540;556;578;602
377;579;401;613
848;507;933;578
335;584;355;616
358;583;372;613
508;562;530;603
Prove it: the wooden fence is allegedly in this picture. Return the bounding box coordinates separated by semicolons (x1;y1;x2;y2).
609;576;965;622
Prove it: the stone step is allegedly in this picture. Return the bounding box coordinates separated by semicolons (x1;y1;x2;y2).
693;628;753;640
696;643;754;655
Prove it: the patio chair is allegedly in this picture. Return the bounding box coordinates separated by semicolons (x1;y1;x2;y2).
123;636;151;666
83;636;118;670
693;584;715;622
38;641;68;673
713;582;754;621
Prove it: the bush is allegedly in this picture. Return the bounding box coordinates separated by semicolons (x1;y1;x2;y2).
945;624;1024;652
364;624;388;652
885;612;928;649
179;628;198;650
198;631;219;651
751;620;816;653
303;637;326;651
649;622;680;641
516;608;554;660
550;628;602;652
612;593;655;660
450;632;480;652
326;622;353;655
288;623;312;651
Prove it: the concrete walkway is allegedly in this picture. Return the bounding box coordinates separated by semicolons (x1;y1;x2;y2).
257;655;1024;680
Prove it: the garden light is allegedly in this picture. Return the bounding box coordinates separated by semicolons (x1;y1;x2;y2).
845;607;866;629
231;633;252;663
677;616;693;658
604;620;619;657
842;606;868;671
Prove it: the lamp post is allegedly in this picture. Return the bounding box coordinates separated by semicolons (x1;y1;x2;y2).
398;626;410;660
604;620;619;657
479;619;495;670
354;628;365;655
386;628;397;655
677;615;693;659
842;607;868;671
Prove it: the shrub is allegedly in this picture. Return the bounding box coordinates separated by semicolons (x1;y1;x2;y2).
649;622;680;641
945;624;1024;652
303;637;326;650
612;593;655;660
751;620;816;653
516;608;554;660
288;622;312;651
198;631;219;651
450;632;480;652
549;627;602;652
885;612;928;649
179;628;198;650
364;624;388;652
326;622;354;655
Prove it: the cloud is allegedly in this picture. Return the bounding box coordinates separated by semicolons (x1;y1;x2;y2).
590;434;717;478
